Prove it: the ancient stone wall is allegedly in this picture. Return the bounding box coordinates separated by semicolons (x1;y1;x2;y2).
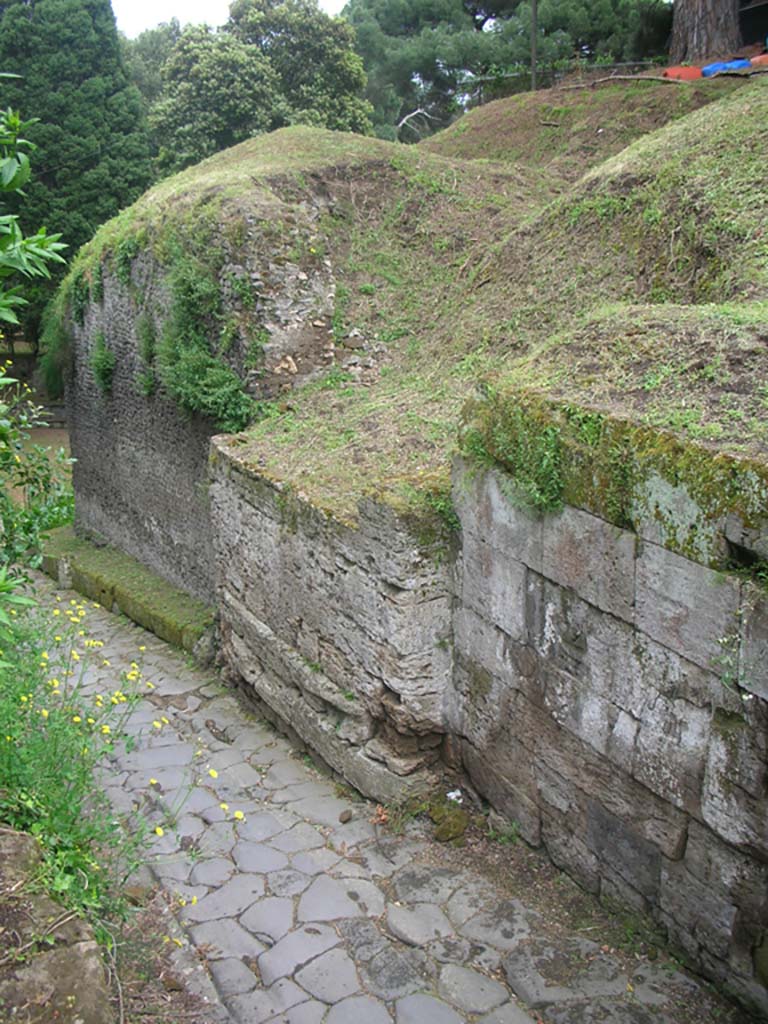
208;440;454;802
450;459;768;1014
69;263;217;602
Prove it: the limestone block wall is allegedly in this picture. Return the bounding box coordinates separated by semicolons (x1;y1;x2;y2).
450;459;768;1014
208;440;454;801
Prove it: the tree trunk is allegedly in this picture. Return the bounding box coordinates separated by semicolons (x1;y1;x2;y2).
670;0;741;64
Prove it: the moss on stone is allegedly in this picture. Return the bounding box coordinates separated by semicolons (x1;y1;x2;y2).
42;528;214;655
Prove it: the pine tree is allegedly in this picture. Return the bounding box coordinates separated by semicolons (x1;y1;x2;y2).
0;0;153;336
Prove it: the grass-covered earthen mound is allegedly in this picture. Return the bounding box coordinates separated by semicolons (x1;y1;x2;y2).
421;78;741;180
47;76;768;541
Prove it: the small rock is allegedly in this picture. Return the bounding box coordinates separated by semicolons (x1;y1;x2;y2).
339;809;353;824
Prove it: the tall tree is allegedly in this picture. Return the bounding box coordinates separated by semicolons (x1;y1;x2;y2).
0;0;153;336
228;0;373;133
344;0;672;139
120;18;183;111
149;26;285;175
670;0;741;63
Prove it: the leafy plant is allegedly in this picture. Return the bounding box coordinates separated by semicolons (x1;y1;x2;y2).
0;368;73;568
90;331;116;394
0;598;149;932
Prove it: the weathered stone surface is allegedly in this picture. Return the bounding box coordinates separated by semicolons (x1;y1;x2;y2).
395;993;464;1024
258;926;339;986
298;876;364;922
387;904;454;947
635;542;740;670
183;874;264;922
458;901;531;953
740;583;768;701
438;964;508;1013
325;995;393;1024
541;506;636;622
0;943;114;1024
228;977;308;1024
209;957;259;996
459;531;528;642
362;946;431;1001
189;919;266;960
241;896;295;943
478;1004;536;1024
295;948;361;1002
503;939;628;1008
544;1000;658;1023
393;867;461;905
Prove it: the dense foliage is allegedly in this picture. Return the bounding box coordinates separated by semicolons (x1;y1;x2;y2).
149;26;284;174
0;0;153;335
122;0;373;175
0;101;71;565
342;0;673;136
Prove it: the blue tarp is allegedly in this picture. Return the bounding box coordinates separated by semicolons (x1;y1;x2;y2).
702;59;752;77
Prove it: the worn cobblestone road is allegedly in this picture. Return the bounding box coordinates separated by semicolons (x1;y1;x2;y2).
40;578;740;1024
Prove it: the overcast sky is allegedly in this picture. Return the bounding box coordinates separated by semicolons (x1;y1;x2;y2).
112;0;346;38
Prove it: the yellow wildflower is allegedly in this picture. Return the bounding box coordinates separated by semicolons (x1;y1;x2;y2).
155;826;164;837
208;768;218;779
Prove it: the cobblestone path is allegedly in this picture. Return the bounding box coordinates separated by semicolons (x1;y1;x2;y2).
47;580;738;1024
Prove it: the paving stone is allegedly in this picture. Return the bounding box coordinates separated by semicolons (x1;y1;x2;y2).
295;947;362;1002
237;812;287;842
445;883;497;927
478;1004;537;1024
227;761;270;789
189;858;235;887
291;849;341;875
544;1001;658;1024
325;995;393;1024
426;936;473;965
337;919;390;962
123;742;197;770
362;946;431;1001
503;939;628;1008
174;814;206;841
265;1000;327;1024
269;869;313;897
228;978;307;1024
438;964;508;1014
258;925;340;986
287;795;354;827
327;818;377;851
234;841;289;873
270;781;335;804
209;957;259;996
387;903;454;947
263;760;310;789
298;875;364;922
153;856;192;884
342;878;386;918
197;820;238;857
183;874;265;922
269;823;327;853
393;867;462;905
459;900;531;953
395;993;464;1024
241;897;295;943
189;918;266;960
206;748;249;772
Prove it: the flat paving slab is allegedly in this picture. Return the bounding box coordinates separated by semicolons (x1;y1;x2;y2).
34;575;745;1024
